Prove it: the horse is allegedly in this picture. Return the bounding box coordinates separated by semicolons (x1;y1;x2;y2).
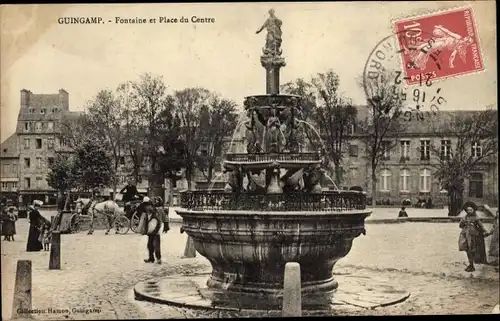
74;198;125;235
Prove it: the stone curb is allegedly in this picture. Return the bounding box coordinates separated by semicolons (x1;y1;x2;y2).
167;217;494;224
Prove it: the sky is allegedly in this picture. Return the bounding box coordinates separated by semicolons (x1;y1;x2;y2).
1;1;497;143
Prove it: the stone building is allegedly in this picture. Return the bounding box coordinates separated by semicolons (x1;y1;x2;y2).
341;108;498;207
0;89;81;205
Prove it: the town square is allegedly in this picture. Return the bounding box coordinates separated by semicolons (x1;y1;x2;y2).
1;2;499;319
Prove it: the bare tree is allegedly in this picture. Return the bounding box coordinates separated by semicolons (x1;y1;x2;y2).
85;89;123;197
198;94;238;185
117;73;171;197
310;70;358;184
359;69;406;206
429;108;498;216
170;87;211;190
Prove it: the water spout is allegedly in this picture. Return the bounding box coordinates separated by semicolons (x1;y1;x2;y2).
322;172;340;191
228;112;250;153
208;171;225;190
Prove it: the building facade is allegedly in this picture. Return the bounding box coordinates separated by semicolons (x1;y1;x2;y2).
0;89;81;205
340;109;498;207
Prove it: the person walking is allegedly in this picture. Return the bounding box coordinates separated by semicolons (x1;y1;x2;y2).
4;206;18;241
458;202;489;272
139;196;163;264
26;200;46;252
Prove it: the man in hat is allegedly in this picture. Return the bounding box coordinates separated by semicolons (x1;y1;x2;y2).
140;196;163;264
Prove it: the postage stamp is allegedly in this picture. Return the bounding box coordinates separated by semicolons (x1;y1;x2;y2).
394;7;484;85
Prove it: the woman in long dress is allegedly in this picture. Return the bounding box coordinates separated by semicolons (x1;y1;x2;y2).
487;210;499;270
458;203;489;272
26;202;45;252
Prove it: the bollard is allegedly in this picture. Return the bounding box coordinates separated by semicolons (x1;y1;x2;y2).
282;262;302;317
182;236;197;258
49;231;61;270
12;260;32;319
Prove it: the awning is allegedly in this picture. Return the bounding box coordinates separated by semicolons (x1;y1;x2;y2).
0;177;19;182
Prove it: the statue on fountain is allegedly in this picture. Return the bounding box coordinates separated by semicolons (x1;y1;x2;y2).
265;112;283;153
256;8;283;57
244;109;263;154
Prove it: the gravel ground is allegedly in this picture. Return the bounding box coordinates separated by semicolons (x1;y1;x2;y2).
2;218;498;319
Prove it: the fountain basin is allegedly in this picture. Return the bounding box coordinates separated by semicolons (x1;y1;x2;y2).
176;206;371;308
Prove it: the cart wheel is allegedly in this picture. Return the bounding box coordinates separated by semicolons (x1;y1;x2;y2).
115;216;130;234
130;212;140;233
70;215;81;234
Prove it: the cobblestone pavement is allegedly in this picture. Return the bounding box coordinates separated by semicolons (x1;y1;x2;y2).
2;218;498;319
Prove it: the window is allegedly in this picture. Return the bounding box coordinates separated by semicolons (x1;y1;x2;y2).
36;139;42;149
400;169;411;192
24;138;30;149
120;157;125;165
471;142;482;158
400;140;410;159
41;108;46;114
380;169;392;192
36;157;42;168
36;122;42;131
349;123;356;135
48;122;54;131
469;173;483;198
420;140;430;160
214;144;222;157
24;158;31;168
24;177;31;189
419;168;431;192
29;108;34;114
201;149;208;156
441;140;451;160
47;137;54;150
24;122;29;132
48;157;54;167
35;177;43;189
382;142;390;160
349;144;359;157
2;164;10;174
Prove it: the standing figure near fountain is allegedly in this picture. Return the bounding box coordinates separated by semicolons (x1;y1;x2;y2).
256;8;283;56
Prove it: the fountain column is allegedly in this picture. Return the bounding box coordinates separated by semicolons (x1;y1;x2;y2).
261;56;286;95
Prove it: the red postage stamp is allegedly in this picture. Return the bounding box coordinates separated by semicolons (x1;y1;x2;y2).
394;7;484;85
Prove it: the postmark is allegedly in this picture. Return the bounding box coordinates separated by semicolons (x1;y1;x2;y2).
394;6;484;85
363;30;447;120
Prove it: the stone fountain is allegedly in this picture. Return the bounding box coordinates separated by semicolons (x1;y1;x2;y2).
134;10;404;314
174;10;371;309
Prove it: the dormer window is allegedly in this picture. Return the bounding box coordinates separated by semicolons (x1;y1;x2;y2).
29;108;34;114
41;108;46;114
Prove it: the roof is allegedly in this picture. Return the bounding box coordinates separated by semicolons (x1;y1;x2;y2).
353;106;497;136
0;134;18;158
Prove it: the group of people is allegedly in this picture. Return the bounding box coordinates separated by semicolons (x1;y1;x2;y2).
1;198;17;241
459;202;499;272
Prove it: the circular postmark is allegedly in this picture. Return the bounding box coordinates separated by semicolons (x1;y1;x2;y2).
363;29;448;121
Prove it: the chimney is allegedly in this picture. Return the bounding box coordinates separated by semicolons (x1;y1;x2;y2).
20;89;30;108
58;89;69;110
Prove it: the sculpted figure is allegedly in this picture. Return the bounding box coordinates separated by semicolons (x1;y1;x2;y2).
244;110;262;153
256;9;283;56
265;114;282;153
